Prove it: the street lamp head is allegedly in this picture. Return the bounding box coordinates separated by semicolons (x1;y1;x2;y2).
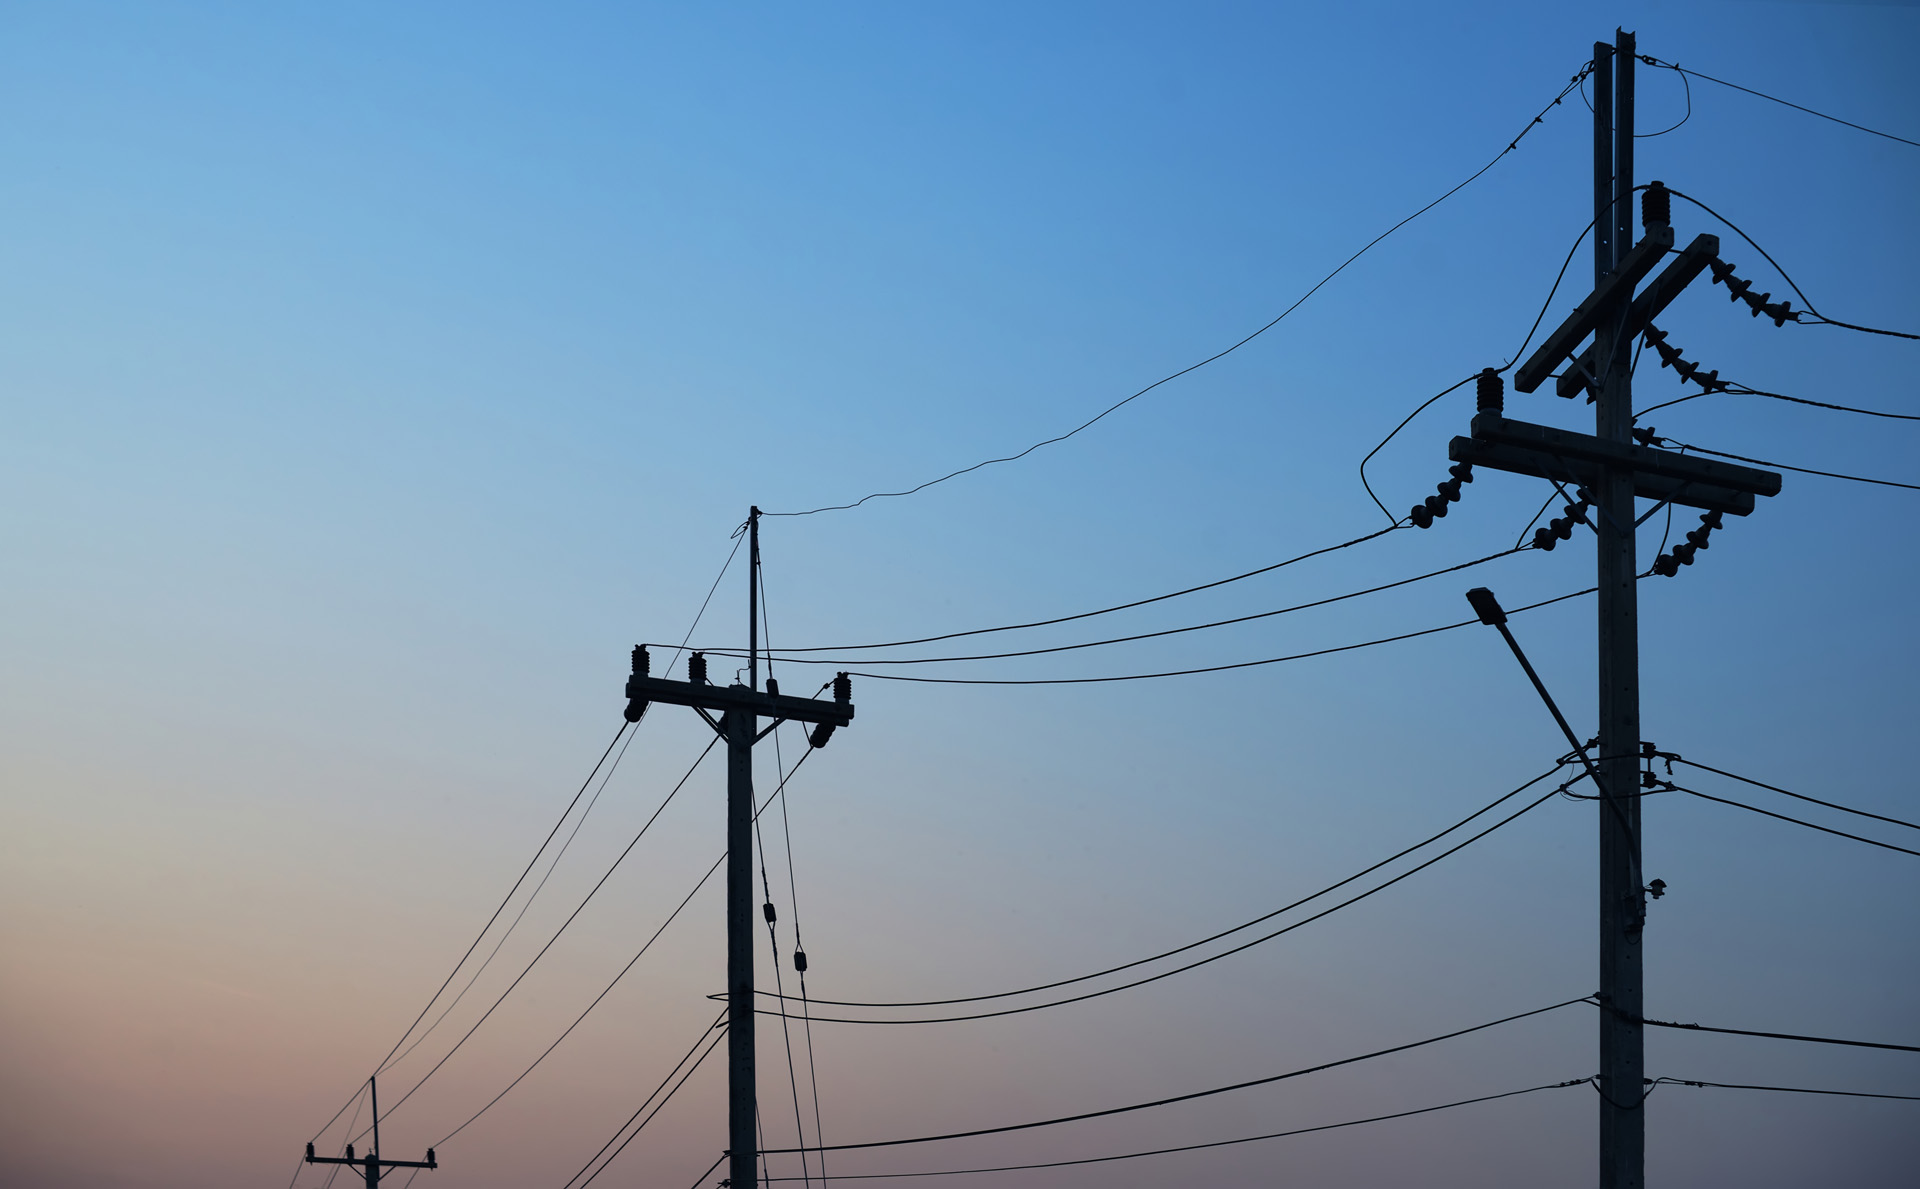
1465;587;1507;627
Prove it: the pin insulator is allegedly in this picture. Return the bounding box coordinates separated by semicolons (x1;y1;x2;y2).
1642;180;1670;229
689;651;707;684
794;949;808;973
632;644;650;676
832;672;852;702
1476;368;1504;415
766;677;780;697
307;1144;316;1161
1410;504;1434;529
763;902;777;923
426;1150;436;1169
346;1145;355;1161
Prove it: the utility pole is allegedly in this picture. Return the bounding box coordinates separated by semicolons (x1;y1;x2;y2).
1590;33;1645;1189
302;1077;437;1189
1444;29;1783;1189
623;507;855;1189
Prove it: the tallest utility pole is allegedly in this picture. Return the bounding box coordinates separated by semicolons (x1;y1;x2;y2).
1593;31;1644;1189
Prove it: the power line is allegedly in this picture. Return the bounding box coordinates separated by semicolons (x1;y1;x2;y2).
1638;55;1920;151
562;1021;731;1189
1656;437;1920;492
761;762;1567;1010
755;776;1568;1025
1669;784;1920;858
1663;187;1919;340
1624;1011;1920;1054
756;1078;1592;1180
1668;756;1920;833
1635;382;1920;423
765;62;1596;518
713;525;1400;656
720;546;1530;668
834;587;1597;686
1651;1077;1920;1102
363;735;722;1136
757;997;1592;1154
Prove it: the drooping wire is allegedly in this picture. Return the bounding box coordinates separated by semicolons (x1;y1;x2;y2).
756;772;1571;1025
1638;55;1920;150
1668;756;1920;832
766;62;1595;518
1664;187;1919;340
754;1078;1592;1180
755;997;1592;1154
832;587;1598;686
1668;784;1920;858
720;546;1530;668
759;762;1567;1011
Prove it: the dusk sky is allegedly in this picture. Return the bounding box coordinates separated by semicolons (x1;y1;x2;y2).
2;3;1916;1187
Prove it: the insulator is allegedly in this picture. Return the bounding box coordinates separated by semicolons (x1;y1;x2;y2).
1672;542;1697;566
346;1145;355;1161
1476;367;1504;415
1554;517;1575;541
1566;500;1590;523
1764;300;1793;326
1642;180;1671;229
1424;494;1449;518
1533;527;1558;551
307;1144;316;1161
763;902;777;923
833;672;852;702
1746;290;1772;316
1642;769;1658;789
1410;504;1433;529
1709;258;1737;284
809;722;838;749
766;677;780;697
1652;554;1677;577
1449;462;1474;483
689;651;707;684
1437;478;1462;502
623;698;650;723
1724;275;1753;302
1673;358;1698;383
1702;511;1724;531
793;949;808;973
427;1150;436;1169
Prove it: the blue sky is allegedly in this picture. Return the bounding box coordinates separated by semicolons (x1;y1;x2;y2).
2;3;1916;1187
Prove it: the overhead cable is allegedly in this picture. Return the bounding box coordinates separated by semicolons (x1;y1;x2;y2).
1625;1012;1920;1054
719;545;1529;668
1639;55;1920;151
765;63;1596;517
562;1022;730;1189
1669;784;1920;858
834;588;1597;686
1651;436;1920;492
1651;1077;1920;1102
756;1079;1592;1180
1669;756;1920;832
757;997;1592;1154
760;762;1567;1009
755;775;1568;1025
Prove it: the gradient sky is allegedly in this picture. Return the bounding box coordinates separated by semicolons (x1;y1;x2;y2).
2;3;1916;1187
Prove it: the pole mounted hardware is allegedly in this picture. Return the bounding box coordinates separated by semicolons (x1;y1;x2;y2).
1552;231;1722;400
1448;412;1779;517
1515;223;1675;394
622;508;858;1189
301;1078;437;1189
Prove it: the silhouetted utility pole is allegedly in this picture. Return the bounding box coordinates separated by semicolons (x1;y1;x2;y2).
303;1078;437;1189
623;507;855;1189
1447;30;1782;1189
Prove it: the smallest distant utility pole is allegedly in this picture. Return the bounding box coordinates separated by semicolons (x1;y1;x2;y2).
303;1078;438;1189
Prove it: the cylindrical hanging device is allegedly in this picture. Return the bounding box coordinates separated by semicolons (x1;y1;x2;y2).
1476;367;1504;415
